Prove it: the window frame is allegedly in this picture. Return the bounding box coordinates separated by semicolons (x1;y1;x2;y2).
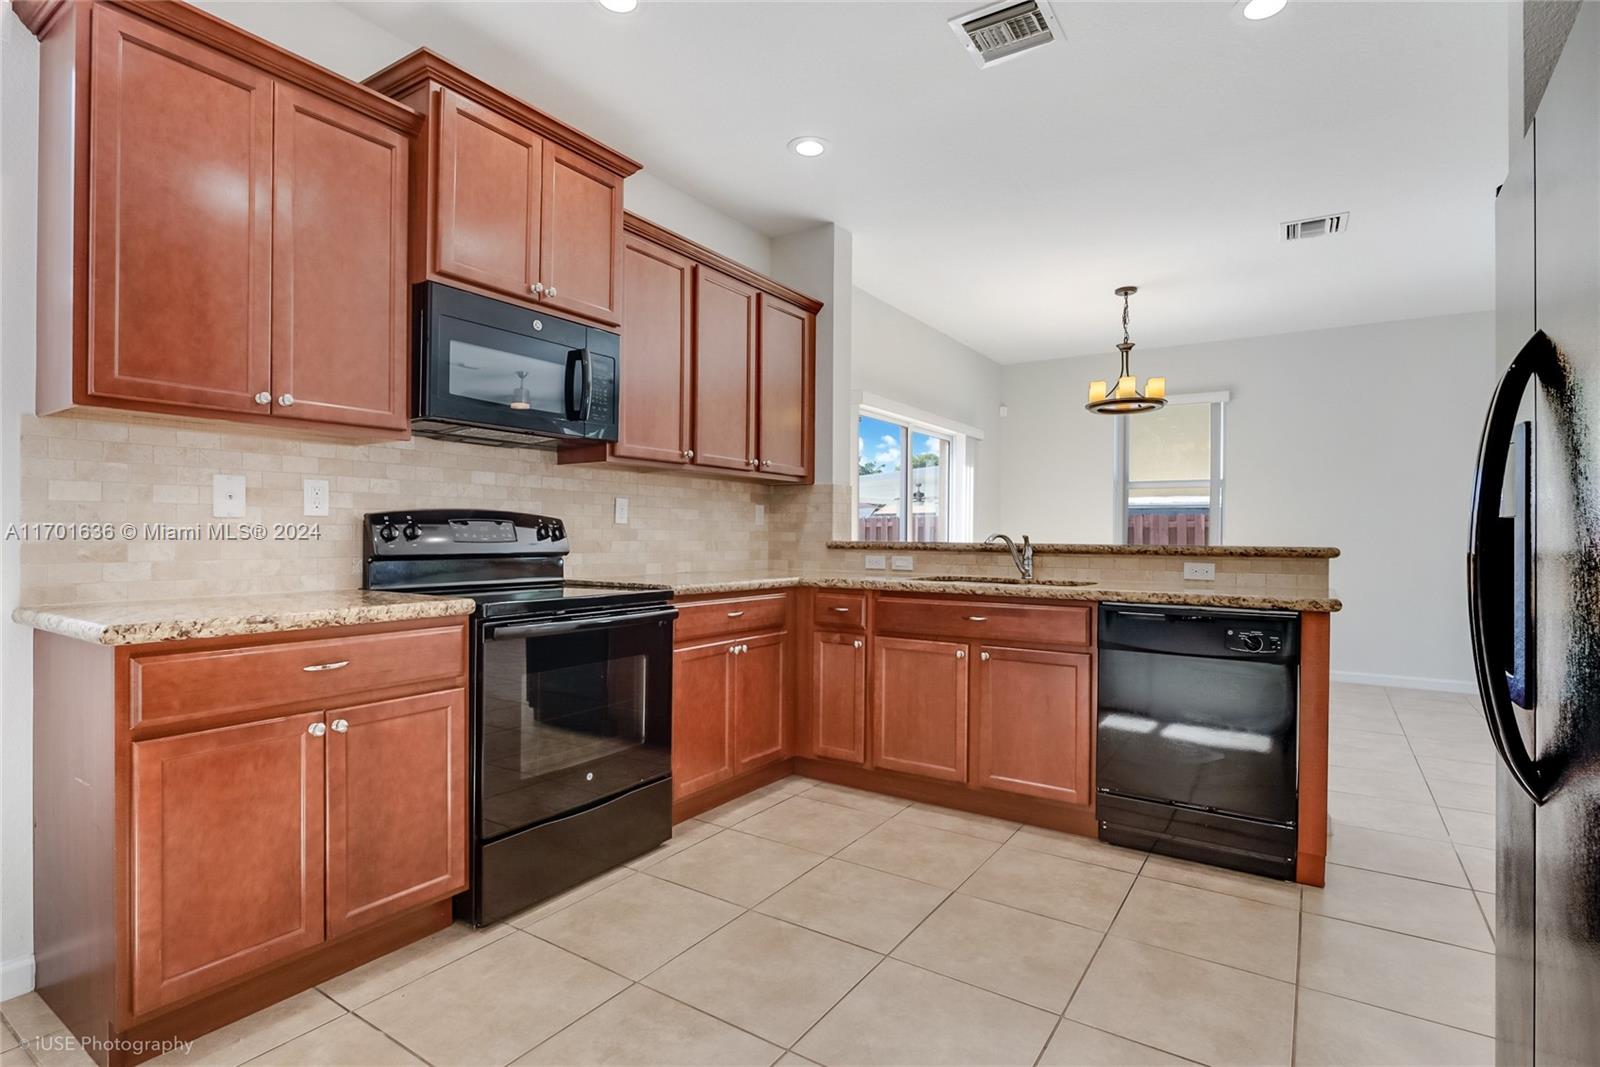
853;392;981;543
1112;390;1228;546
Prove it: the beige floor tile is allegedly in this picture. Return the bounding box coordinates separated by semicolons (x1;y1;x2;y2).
1110;877;1299;980
835;819;1002;889
1440;807;1496;848
528;872;741;979
1037;1021;1194;1066
1294;988;1495;1066
960;844;1135;930
0;994;65;1047
627;819;724;871
1327;727;1410;754
773;776;821;796
1008;826;1147;873
1456;844;1495;893
1328;790;1449;840
1299;914;1494;1035
1328;765;1434;804
513;986;781;1066
892;894;1100;1012
795;959;1057;1067
755;858;948;952
320;921;516;1009
1331;682;1391;702
1139;854;1301;909
0;1022;15;1054
1407;736;1496;764
1429;778;1496;814
893;802;1019;843
1329;707;1404;734
1304;864;1493;951
1328;745;1422;774
1477;891;1496;937
775;1056;818;1066
801;782;912;818
648;829;825;906
1325;823;1468;887
700;785;796;827
735;795;888;855
0;1046;29;1067
1396;712;1488;742
1418;756;1496;787
246;1014;422;1066
356;931;628;1066
1065;937;1295;1066
150;991;345;1067
507;867;636;929
643;912;878;1047
23;1033;96;1067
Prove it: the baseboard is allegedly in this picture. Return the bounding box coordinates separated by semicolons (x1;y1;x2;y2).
0;953;35;1000
1331;670;1477;695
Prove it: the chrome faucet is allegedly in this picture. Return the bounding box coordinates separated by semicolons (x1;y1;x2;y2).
985;533;1034;581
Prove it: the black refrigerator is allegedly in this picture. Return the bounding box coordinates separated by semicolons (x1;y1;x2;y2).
1476;5;1600;1064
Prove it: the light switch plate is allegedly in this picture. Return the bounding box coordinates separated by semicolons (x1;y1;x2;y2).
302;478;329;517
212;474;245;518
1183;562;1217;581
614;496;629;525
864;554;887;570
891;555;914;571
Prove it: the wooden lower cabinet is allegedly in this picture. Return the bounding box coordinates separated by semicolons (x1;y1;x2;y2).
871;636;969;783
671;639;736;797
972;646;1093;805
811;631;866;764
733;633;787;772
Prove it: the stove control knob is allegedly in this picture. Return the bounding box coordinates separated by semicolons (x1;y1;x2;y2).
378;522;399;543
402;519;421;541
534;522;550;541
550;523;565;541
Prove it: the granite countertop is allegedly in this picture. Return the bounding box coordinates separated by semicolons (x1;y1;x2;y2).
829;541;1341;559
14;589;477;645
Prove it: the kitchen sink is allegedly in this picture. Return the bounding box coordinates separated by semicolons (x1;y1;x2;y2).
922;575;1096;587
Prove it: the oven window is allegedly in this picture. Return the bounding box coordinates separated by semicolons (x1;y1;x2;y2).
448;337;566;412
478;619;671;839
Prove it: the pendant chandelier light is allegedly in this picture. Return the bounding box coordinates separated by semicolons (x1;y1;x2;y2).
509;371;533;411
1086;285;1167;415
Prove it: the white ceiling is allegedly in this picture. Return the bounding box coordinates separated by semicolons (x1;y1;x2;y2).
334;0;1509;364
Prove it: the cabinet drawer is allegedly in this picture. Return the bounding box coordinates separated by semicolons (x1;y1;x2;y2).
675;594;789;644
874;596;1091;648
813;592;866;631
130;624;466;731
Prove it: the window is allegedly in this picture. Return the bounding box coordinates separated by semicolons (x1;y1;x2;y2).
1116;392;1226;546
854;396;977;543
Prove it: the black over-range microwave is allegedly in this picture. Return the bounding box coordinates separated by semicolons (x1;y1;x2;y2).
412;281;619;447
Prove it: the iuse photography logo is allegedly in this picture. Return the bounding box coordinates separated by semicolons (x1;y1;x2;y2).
31;1033;193;1057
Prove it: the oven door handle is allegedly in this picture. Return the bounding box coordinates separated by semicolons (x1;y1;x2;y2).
487;606;678;641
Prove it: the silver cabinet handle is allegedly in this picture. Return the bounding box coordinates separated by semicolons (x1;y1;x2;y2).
853;639;864;649
727;610;746;618
302;660;349;672
530;282;545;295
254;391;271;405
307;722;327;737
683;449;696;461
955;649;967;659
832;606;851;614
330;719;349;733
966;615;988;622
728;643;748;655
980;651;991;661
761;460;773;469
278;393;295;407
546;286;557;298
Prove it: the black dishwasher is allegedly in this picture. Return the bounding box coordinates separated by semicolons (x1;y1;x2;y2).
1096;603;1300;879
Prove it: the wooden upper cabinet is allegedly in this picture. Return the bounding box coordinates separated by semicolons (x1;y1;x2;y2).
615;234;694;464
812;630;866;764
87;6;274;414
272;84;409;430
540;145;624;325
672;640;736;798
733;632;787;773
973;647;1094;805
872;636;970;783
130;712;326;1016
326;689;468;938
693;266;759;472
757;295;813;478
433;87;543;301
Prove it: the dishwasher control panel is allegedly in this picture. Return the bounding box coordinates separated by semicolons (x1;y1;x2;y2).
1225;628;1283;654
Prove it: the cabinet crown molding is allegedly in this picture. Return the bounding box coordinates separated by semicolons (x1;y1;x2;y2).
625;212;824;314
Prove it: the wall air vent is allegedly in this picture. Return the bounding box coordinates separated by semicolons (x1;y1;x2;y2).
1283;213;1350;241
950;0;1062;68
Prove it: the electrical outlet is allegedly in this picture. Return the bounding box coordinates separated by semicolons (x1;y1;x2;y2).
302;478;329;517
754;503;765;528
212;474;245;518
1183;562;1217;581
614;496;629;525
864;554;887;570
891;555;914;571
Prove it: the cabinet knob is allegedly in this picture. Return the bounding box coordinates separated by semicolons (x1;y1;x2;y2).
278;393;295;407
307;722;327;737
749;458;760;469
980;651;991;661
254;391;271;406
330;719;349;733
546;286;557;298
955;649;967;659
853;639;863;649
530;282;545;295
685;449;696;460
761;460;773;469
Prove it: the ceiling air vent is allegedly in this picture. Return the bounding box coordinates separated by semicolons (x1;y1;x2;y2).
950;0;1062;68
1283;213;1350;241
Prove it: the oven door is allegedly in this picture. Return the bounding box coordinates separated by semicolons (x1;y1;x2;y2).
477;606;674;840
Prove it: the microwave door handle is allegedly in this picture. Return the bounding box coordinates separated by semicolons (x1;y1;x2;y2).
580;350;593;421
564;350;584;421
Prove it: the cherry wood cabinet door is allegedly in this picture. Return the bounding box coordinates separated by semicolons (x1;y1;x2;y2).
812;631;866;764
539;144;624;325
757;296;813;478
733;632;787;773
692;267;758;472
433;88;542;301
130;712;326;1015
973;647;1094;805
872;636;969;783
672;640;735;798
88;6;273;414
326;689;467;938
615;235;693;463
272;84;409;430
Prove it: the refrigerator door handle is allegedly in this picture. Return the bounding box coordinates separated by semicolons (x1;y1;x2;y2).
1468;330;1556;804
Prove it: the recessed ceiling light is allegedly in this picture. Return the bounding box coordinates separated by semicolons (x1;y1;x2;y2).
788;136;829;158
598;0;637;13
1239;0;1287;20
